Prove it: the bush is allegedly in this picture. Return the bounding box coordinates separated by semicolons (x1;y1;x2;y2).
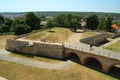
86;14;99;30
0;24;10;33
13;24;31;35
25;12;41;30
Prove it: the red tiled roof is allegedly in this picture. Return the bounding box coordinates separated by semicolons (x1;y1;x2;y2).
111;24;120;30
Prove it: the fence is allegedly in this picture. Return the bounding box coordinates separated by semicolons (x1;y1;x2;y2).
64;42;120;60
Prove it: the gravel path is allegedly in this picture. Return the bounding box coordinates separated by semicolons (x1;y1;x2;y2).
0;76;7;80
0;49;11;55
0;50;74;70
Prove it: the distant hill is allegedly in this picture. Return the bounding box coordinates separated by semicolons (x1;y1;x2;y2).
0;11;120;18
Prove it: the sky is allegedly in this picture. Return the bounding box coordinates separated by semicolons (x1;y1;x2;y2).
0;0;120;13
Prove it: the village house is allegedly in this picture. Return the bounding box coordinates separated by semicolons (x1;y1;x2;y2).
111;24;120;34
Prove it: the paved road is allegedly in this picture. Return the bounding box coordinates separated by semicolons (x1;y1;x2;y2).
0;50;74;70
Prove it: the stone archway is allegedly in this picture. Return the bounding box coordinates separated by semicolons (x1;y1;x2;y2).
108;63;120;79
108;63;120;72
83;57;103;71
65;52;81;63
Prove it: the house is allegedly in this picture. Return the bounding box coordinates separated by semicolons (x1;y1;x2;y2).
111;24;120;33
40;21;47;26
80;19;86;30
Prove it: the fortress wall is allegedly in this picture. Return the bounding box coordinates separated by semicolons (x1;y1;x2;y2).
6;39;64;59
107;33;120;38
5;39;29;52
80;33;107;46
33;42;64;59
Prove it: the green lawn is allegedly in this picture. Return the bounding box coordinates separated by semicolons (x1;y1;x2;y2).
106;41;120;52
24;27;74;43
0;60;117;80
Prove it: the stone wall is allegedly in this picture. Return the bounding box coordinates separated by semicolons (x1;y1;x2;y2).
107;33;120;38
5;39;29;51
80;33;108;46
65;48;120;73
6;39;64;59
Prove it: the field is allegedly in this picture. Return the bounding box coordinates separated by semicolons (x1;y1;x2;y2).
105;41;120;52
24;27;73;43
0;60;117;80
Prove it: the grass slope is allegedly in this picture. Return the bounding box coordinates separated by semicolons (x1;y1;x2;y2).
0;60;117;80
80;32;100;39
106;41;120;52
24;27;73;43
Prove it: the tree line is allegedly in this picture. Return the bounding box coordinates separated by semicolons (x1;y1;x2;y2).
46;14;117;32
0;12;40;35
46;14;82;32
0;12;119;35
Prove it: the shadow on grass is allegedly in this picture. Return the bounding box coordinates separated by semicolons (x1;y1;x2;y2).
63;53;80;64
83;61;120;79
11;52;62;61
47;30;56;33
108;66;120;79
65;56;120;79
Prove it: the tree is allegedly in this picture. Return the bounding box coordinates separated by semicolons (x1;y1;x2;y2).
97;18;107;30
71;19;81;32
13;24;31;35
25;12;41;30
5;18;13;27
0;24;10;33
105;17;112;32
0;15;4;25
53;14;66;27
11;19;26;32
118;22;120;27
0;26;2;33
46;19;53;31
65;14;73;28
12;19;31;35
53;14;81;31
86;14;99;30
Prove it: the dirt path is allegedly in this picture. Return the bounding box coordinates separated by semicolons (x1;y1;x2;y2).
65;33;83;45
